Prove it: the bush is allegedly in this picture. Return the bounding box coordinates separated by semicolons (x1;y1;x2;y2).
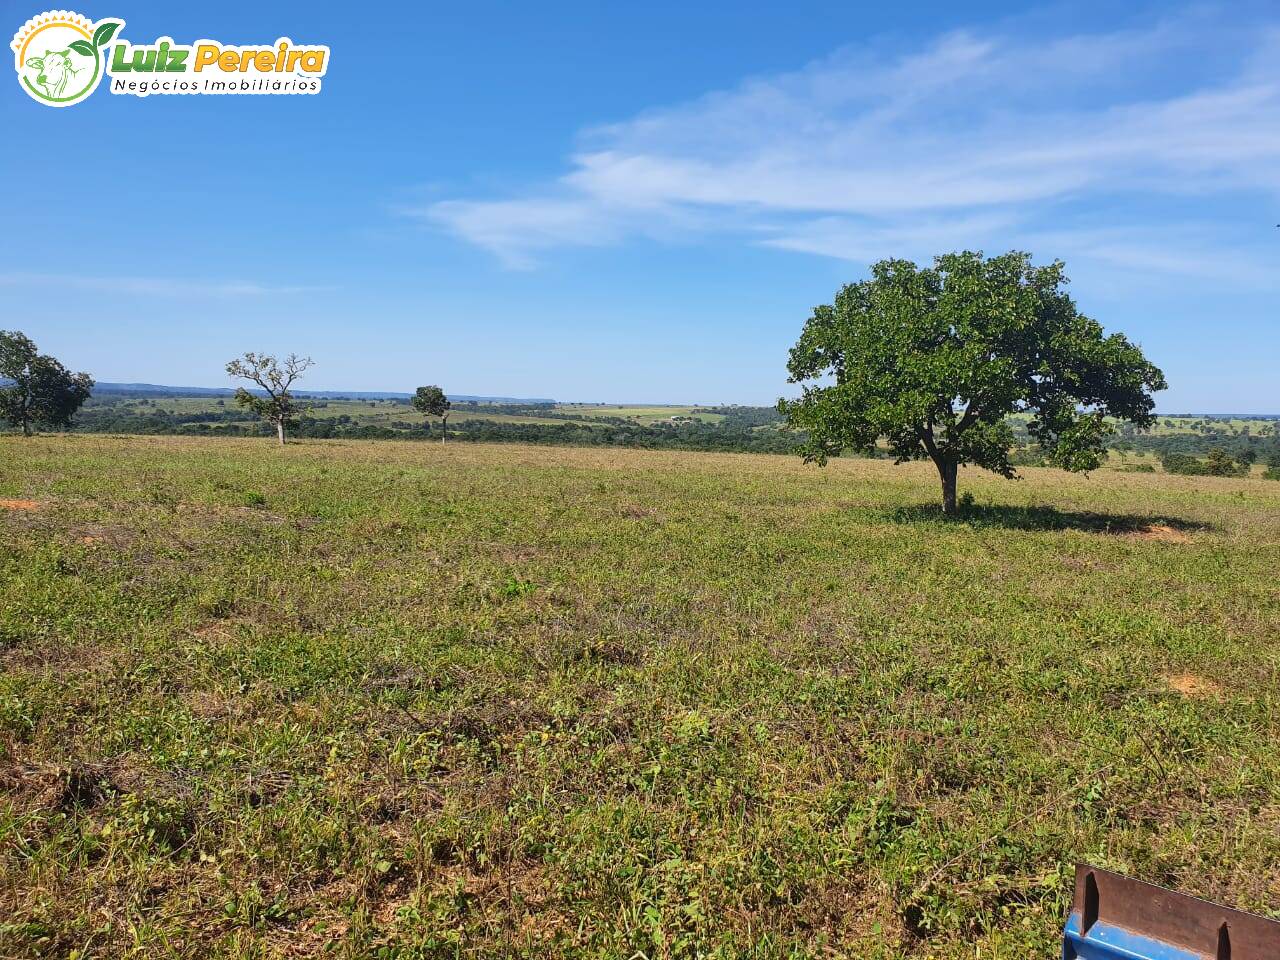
1204;447;1243;476
1264;467;1280;481
1161;453;1207;475
1160;449;1246;477
1008;446;1046;467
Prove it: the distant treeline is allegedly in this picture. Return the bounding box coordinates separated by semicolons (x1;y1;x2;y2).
1112;430;1279;463
68;402;800;454
61;394;1280;465
437;419;797;453
1006;415;1280;464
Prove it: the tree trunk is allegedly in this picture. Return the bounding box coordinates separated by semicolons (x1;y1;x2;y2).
276;420;286;446
938;458;959;515
21;417;32;438
441;414;448;445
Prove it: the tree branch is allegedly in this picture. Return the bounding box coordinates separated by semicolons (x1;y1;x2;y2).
955;402;982;434
918;421;940;462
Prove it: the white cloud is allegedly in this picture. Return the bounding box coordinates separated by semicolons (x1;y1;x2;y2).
424;198;629;270
0;273;330;297
411;12;1280;277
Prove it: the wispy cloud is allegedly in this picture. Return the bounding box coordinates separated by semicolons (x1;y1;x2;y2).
0;273;331;297
410;11;1280;278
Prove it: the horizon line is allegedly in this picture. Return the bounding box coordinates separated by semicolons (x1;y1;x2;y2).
83;381;1280;418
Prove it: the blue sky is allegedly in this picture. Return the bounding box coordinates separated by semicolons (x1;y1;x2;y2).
2;1;1277;410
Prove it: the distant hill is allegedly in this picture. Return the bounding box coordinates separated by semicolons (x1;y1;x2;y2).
90;382;555;404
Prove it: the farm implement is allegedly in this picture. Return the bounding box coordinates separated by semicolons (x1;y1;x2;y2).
1063;865;1280;960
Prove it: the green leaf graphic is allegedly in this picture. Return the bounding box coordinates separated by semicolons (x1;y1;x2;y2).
69;39;95;57
92;21;119;48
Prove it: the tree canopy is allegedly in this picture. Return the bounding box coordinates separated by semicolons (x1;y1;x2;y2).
778;251;1167;513
0;330;94;436
413;385;452;443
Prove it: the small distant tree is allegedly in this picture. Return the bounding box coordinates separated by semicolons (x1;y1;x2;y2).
779;252;1166;514
413;385;451;444
0;330;93;436
225;352;314;445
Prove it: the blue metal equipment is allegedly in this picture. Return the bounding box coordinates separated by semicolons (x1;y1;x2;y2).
1063;864;1280;960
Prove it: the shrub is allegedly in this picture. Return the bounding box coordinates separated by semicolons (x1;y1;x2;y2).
1161;453;1207;475
1204;447;1243;476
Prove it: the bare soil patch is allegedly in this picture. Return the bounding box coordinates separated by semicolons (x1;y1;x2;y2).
0;498;39;511
1165;672;1222;697
1130;523;1193;543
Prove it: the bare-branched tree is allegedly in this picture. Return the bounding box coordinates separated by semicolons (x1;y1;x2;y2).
225;352;315;445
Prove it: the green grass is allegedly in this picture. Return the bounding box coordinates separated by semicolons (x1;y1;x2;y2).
558;405;725;425
2;436;1279;958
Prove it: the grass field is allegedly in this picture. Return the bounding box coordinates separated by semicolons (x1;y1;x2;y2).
1004;412;1277;440
2;436;1279;958
1146;417;1277;437
557;405;725;425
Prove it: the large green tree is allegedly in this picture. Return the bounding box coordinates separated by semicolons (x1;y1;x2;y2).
0;330;93;436
779;251;1166;514
225;352;314;445
413;385;452;444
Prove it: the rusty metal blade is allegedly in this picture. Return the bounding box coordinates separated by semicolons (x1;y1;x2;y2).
1064;864;1280;960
